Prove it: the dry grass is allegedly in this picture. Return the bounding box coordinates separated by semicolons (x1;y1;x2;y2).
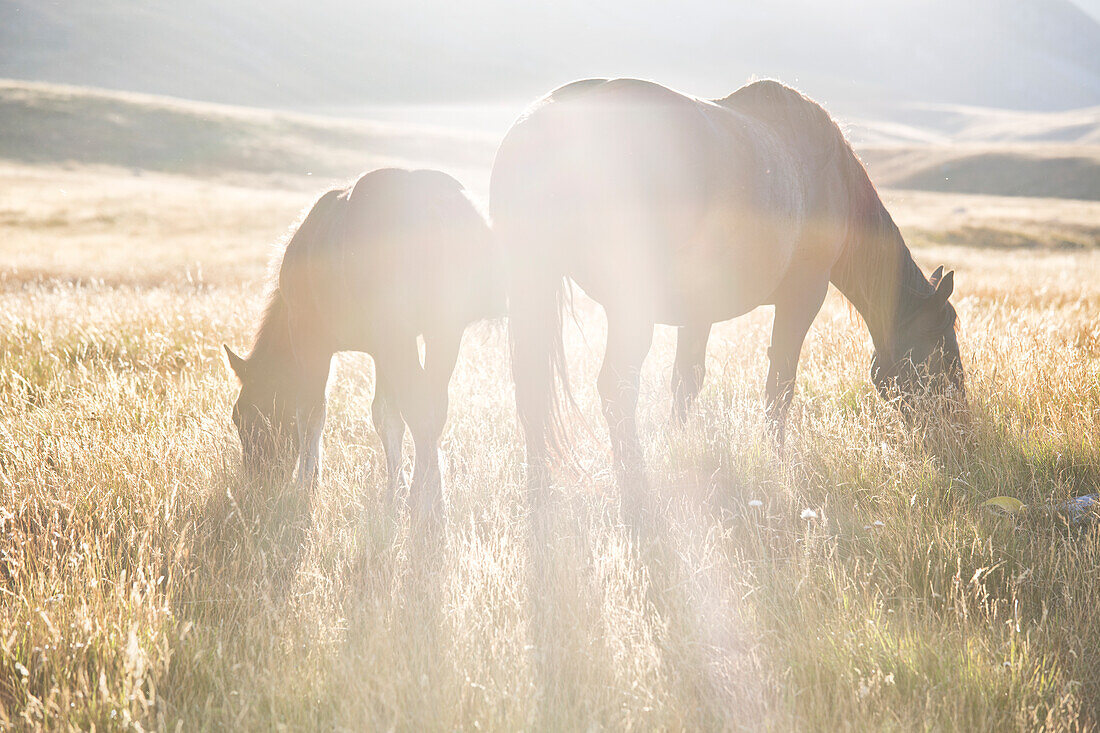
883;189;1100;252
2;162;1100;731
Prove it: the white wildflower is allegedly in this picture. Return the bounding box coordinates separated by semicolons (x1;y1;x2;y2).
801;508;818;520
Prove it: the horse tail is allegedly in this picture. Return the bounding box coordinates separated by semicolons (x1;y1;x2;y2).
507;246;573;466
492;113;578;472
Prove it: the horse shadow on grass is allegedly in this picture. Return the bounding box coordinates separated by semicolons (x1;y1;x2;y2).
329;518;452;728
182;465;312;608
523;475;768;728
158;461;314;718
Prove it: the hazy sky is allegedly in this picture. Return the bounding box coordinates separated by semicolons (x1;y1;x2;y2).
1076;0;1100;19
3;0;1100;112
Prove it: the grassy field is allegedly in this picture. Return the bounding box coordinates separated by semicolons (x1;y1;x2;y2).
4;85;1100;729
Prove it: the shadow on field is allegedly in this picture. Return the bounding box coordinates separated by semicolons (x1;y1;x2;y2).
332;525;452;726
525;484;767;728
159;466;314;715
151;394;1100;726
180;469;312;608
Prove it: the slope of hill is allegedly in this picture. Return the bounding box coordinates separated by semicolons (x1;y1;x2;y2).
4;79;1100;202
859;145;1100;201
858;104;1100;145
0;79;497;188
2;0;1100;113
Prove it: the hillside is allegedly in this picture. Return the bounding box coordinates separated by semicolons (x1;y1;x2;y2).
845;104;1100;146
4;79;1100;204
0;79;497;190
909;104;1100;144
2;0;1100;113
859;145;1100;201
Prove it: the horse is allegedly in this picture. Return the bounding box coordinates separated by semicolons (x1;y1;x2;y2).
224;168;502;520
490;78;964;508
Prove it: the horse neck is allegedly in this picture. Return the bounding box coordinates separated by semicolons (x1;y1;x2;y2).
829;167;932;354
248;290;299;390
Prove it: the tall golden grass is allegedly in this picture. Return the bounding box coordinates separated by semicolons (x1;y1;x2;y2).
2;162;1100;730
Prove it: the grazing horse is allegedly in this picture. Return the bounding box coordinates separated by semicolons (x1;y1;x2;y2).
490;78;964;505
224;168;502;520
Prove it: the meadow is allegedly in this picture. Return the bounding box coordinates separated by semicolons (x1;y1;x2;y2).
3;83;1100;730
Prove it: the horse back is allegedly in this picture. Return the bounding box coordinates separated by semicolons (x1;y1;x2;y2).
492;78;820;322
280;168;497;350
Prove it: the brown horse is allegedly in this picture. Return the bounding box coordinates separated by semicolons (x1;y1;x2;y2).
224;168;502;520
490;78;963;506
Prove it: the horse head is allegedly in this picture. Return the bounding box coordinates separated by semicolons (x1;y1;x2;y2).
224;345;300;476
871;266;965;405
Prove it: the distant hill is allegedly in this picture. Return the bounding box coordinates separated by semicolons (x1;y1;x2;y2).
844;103;1100;201
848;104;1100;146
2;0;1100;113
0;80;496;190
845;104;1100;146
4;79;1099;202
859;145;1100;201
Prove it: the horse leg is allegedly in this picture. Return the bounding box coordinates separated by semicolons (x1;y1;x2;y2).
765;277;829;445
507;270;562;497
599;309;654;519
371;366;407;509
293;361;331;490
371;337;429;517
284;305;333;491
407;326;463;523
670;322;712;425
295;402;326;489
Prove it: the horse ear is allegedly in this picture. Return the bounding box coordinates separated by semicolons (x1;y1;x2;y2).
223;344;248;381
929;265;945;288
930;270;954;307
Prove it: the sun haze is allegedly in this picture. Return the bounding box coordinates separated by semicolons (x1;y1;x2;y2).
2;1;1100;729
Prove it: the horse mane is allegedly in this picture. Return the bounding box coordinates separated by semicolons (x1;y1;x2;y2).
248;288;290;365
720;79;935;347
247;187;347;367
832;166;935;344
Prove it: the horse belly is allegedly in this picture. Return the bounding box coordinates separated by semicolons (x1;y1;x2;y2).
568;183;801;325
668;195;802;323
